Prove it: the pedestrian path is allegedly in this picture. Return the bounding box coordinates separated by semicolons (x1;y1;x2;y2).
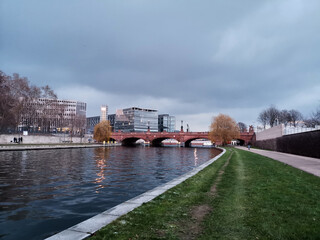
235;146;320;177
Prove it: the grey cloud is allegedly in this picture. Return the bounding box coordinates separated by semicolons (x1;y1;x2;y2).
1;0;320;129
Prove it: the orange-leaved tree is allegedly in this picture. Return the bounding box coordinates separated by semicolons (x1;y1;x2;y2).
209;114;240;145
93;120;112;143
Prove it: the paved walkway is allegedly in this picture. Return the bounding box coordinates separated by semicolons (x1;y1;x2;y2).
235;146;320;177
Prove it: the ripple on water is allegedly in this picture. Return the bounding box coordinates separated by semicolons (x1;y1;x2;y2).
0;146;220;240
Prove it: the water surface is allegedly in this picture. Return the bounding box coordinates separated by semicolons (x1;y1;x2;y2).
0;146;220;239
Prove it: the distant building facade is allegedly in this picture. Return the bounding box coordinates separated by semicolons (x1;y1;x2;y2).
111;107;158;132
86;116;100;134
158;114;176;132
86;105;109;133
21;98;86;133
107;114;116;131
88;107;176;133
100;105;108;122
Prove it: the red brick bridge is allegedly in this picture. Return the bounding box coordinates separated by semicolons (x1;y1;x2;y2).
111;128;254;147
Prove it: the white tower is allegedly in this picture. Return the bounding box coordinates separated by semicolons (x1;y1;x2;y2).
100;105;108;122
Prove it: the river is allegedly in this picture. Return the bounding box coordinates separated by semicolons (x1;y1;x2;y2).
0;146;221;240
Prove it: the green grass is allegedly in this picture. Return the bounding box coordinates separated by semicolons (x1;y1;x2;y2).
91;148;320;240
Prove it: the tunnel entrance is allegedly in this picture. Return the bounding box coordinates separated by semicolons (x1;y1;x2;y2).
237;139;245;146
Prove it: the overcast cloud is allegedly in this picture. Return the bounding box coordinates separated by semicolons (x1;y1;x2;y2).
1;0;320;131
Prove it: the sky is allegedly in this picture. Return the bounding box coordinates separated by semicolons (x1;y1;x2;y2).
1;0;320;131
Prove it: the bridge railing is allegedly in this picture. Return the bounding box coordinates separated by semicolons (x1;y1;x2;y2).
111;131;209;135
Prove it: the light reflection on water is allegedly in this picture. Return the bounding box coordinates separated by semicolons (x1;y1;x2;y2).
0;146;221;240
194;148;198;166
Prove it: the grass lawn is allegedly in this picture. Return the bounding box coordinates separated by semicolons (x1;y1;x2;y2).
91;148;320;240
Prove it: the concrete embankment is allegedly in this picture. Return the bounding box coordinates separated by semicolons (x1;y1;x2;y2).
0;134;92;145
0;143;121;151
0;134;123;151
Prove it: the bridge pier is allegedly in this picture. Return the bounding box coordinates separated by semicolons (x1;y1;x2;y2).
179;142;185;147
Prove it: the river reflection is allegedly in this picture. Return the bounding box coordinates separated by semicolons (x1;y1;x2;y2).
94;148;110;192
0;146;221;240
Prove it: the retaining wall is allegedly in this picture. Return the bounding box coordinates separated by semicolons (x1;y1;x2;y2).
0;134;92;144
256;124;283;141
254;130;320;158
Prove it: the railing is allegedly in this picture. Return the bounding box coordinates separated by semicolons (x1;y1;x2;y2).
283;125;320;135
112;131;209;135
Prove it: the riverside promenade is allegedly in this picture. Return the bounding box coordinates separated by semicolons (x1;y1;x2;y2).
0;143;120;151
236;146;320;177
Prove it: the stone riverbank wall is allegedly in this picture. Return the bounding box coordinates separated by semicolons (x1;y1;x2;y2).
0;134;92;144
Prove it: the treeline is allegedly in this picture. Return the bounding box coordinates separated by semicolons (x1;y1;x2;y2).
257;105;320;129
0;70;85;134
0;71;54;132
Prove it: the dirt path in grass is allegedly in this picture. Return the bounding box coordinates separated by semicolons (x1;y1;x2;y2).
177;150;234;240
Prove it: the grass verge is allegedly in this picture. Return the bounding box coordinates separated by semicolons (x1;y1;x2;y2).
91;148;320;240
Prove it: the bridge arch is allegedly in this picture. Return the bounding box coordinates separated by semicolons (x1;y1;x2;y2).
121;137;147;146
236;139;245;146
184;137;211;147
151;137;179;147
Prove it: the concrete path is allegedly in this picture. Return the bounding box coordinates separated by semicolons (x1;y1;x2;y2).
235;146;320;177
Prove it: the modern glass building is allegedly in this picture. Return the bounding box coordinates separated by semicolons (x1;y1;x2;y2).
112;107;158;132
86;105;109;133
108;114;116;131
158;114;176;132
86;116;100;134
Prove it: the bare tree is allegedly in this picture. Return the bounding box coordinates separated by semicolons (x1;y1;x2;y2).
258;105;280;128
257;110;268;129
67;113;86;142
313;106;320;125
32;86;60;133
21;85;42;132
288;109;303;127
266;105;280;127
54;101;67;132
0;71;16;132
278;109;291;127
9;73;33;132
41;85;57;99
74;115;86;142
237;122;247;132
0;71;60;133
304;105;320;127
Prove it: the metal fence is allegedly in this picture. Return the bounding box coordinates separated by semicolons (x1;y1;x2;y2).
283;125;320;135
